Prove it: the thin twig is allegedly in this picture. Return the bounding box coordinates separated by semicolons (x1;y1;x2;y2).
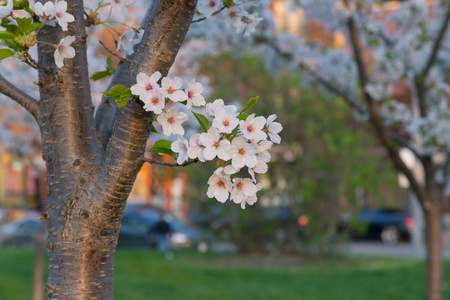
99;40;131;64
414;4;450;117
257;35;366;115
142;157;199;167
191;6;226;23
24;51;51;73
421;4;450;79
0;73;39;120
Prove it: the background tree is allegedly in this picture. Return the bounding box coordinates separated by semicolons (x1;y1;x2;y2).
258;1;450;299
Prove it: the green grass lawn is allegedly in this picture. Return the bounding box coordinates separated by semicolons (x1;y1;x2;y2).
0;248;448;300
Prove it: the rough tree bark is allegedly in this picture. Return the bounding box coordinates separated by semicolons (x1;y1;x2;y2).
0;0;197;299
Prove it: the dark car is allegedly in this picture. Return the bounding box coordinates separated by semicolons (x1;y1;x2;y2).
0;218;45;247
118;205;207;250
338;208;414;245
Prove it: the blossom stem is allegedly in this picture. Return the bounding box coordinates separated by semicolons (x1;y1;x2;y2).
142;157;199;167
98;40;131;64
36;40;57;48
191;6;226;23
23;51;51;73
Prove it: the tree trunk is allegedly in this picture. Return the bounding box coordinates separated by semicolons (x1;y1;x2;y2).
32;1;198;298
45;237;117;299
424;203;442;300
32;221;46;300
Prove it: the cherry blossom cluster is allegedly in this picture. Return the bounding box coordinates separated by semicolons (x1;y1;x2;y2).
0;0;145;69
0;0;74;30
195;0;267;37
0;0;76;68
130;71;282;209
33;1;75;31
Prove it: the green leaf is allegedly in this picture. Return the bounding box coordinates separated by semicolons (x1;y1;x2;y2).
26;23;41;34
151;139;172;148
150;125;159;134
3;40;23;51
192;111;210;133
102;84;128;98
0;32;17;40
15;17;32;34
90;57;115;81
147;146;174;156
237;113;248;121
240;96;259;114
102;84;131;109
106;56;113;69
116;89;132;109
13;0;30;10
148;139;174;156
91;71;111;81
0;49;15;60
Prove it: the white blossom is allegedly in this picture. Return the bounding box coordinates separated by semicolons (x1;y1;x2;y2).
205;98;237;118
199;127;231;161
13;10;31;18
239;113;267;141
243;13;264;37
141;91;165;114
228;136;257;169
131;71;162;99
0;0;13;18
266;114;282;144
158;77;187;102
54;1;74;31
224;7;241;28
117;27;144;57
242;183;263;209
197;0;220;18
212;107;239;134
157;108;188;137
171;135;189;165
54;36;76;68
207;172;232;203
185;79;206;109
231;178;258;209
111;0;134;14
187;133;206;162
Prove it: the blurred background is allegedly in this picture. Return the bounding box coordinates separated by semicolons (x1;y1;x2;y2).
0;0;450;300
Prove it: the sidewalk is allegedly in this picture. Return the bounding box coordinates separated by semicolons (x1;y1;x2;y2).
348;241;450;259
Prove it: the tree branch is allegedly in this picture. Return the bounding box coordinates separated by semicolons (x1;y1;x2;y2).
191;6;226;23
142;157;199;167
258;35;365;115
347;17;427;207
0;73;38;120
414;4;450;117
95;8;152;155
299;63;365;115
387;130;423;164
37;0;99;165
99;40;131;64
421;4;450;79
93;0;198;214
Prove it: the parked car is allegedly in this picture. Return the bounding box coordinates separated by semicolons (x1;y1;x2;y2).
0;218;44;247
338;208;414;245
118;205;208;250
